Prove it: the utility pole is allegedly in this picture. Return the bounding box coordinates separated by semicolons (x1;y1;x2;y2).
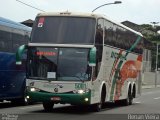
155;43;159;87
156;30;160;87
151;22;159;87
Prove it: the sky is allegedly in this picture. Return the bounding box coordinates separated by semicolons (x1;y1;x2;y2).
0;0;160;25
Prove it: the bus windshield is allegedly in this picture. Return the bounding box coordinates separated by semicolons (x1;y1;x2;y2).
27;47;92;81
31;17;96;44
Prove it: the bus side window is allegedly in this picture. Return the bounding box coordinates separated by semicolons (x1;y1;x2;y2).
0;41;5;51
95;19;103;77
0;30;12;52
12;32;28;53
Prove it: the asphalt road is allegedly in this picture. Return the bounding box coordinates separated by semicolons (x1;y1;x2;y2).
0;87;160;120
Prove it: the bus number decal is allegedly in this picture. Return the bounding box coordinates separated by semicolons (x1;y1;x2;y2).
75;83;86;90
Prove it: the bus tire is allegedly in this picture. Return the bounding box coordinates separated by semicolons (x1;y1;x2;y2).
123;89;133;106
93;102;102;112
92;95;102;112
43;102;54;112
93;86;106;112
132;85;136;98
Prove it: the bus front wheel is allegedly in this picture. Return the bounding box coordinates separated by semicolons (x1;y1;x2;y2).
43;102;54;112
93;88;106;112
93;102;102;112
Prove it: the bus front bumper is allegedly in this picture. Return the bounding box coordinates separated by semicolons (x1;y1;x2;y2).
27;91;91;105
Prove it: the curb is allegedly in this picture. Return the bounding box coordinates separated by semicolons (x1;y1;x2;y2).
142;85;160;89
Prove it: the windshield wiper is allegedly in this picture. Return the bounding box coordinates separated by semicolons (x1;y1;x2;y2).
73;76;84;82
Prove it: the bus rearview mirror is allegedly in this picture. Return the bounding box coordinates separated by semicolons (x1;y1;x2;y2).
16;44;27;65
89;47;96;67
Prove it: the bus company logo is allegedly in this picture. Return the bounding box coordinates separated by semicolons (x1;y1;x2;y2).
55;84;63;88
54;88;58;93
38;17;45;27
30;82;34;86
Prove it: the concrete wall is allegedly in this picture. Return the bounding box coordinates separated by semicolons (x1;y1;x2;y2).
143;72;160;85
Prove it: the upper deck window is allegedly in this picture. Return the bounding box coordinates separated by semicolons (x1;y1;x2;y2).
31;16;96;44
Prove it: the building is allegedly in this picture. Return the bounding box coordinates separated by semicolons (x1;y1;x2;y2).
21;19;34;27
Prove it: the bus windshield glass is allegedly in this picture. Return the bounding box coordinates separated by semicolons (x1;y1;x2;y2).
27;47;92;81
31;16;96;44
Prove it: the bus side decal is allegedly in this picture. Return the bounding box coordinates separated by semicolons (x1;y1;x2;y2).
109;36;142;101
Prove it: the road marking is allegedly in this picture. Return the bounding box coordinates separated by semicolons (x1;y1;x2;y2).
19;105;42;110
142;92;154;95
134;101;141;104
142;91;160;95
154;97;160;100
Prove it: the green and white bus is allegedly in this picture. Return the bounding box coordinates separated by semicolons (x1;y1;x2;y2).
16;12;149;112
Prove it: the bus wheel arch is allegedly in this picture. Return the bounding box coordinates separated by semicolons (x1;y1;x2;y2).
93;83;107;112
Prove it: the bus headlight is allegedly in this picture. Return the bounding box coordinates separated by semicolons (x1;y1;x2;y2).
30;87;40;92
73;89;90;94
78;90;85;94
26;96;30;99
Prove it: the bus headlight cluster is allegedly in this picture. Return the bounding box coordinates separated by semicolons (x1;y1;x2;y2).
73;89;90;94
30;87;40;92
77;90;85;94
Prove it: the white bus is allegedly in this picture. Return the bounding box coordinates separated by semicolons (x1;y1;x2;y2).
16;12;147;112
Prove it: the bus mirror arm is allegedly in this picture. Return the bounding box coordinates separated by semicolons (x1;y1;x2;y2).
16;44;28;65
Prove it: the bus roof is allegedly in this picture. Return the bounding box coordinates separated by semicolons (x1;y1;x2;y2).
0;17;31;32
37;11;143;37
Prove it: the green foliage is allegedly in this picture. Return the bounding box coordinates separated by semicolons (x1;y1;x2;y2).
121;21;160;71
140;24;160;71
140;24;160;43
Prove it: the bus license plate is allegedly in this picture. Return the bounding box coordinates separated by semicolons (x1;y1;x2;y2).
51;97;61;101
